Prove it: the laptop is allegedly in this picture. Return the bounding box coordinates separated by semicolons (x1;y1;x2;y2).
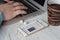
13;0;47;20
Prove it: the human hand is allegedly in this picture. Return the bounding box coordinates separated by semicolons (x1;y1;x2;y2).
0;1;27;21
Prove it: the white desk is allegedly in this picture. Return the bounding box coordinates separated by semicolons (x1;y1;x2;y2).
0;11;60;40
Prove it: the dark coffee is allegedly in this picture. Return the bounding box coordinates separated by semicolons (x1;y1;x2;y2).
48;4;60;26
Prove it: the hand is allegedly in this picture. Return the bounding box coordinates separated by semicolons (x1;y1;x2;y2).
0;1;27;21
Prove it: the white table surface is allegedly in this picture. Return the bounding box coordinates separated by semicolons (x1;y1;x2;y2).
0;11;60;40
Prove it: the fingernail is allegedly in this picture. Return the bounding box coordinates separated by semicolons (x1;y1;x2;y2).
22;11;27;14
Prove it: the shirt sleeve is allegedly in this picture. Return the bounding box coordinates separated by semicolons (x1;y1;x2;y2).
0;12;3;25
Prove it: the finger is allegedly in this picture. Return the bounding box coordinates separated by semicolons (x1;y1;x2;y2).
7;1;14;5
13;6;27;11
12;2;24;7
4;0;10;2
13;10;27;15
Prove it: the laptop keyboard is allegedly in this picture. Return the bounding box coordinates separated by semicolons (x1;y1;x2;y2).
18;0;37;15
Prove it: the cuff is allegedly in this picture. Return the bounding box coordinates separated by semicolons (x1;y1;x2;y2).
0;12;3;24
